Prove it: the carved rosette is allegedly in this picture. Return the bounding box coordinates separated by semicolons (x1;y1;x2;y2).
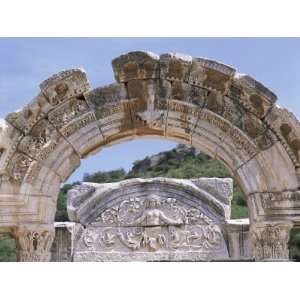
251;222;293;261
14;224;55;262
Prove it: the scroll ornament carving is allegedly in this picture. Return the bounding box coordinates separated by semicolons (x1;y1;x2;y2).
48;98;89;128
251;223;292;261
18;121;54;158
6;153;33;184
80;195;225;253
15;225;55;261
95;195;212;226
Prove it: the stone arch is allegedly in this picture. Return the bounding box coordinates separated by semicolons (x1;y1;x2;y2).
0;51;300;261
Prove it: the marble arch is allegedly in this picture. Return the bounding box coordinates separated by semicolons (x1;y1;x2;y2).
0;51;300;261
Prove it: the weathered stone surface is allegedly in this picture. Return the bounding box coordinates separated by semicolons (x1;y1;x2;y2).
112;51;159;82
85;83;127;107
160;53;192;82
14;224;55;262
5;94;51;134
251;221;293;261
51;222;77;262
66;177;232;261
234;74;277;119
226;219;253;259
0;50;299;261
40;69;90;106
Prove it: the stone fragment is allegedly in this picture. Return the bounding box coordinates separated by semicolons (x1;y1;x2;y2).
112;51;159;82
40;69;90;106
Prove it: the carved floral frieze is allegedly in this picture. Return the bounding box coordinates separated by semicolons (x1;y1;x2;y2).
74;194;228;257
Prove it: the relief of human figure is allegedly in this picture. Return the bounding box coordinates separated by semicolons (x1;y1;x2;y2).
120;195;183;251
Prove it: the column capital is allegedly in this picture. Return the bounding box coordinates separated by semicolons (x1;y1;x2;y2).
251;221;293;261
14;224;55;262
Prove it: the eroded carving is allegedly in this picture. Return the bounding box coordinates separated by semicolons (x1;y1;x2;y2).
15;225;55;262
160;53;192;81
48;98;90;129
70;188;230;260
40;69;90;106
112;51;159;82
251;222;292;261
6;153;33;184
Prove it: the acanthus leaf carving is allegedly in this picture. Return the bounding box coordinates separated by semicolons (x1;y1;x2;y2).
14;225;55;262
251;222;292;261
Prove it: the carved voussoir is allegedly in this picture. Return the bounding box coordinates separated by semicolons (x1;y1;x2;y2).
192;57;235;93
48;97;91;130
112;51;160;82
17;119;59;161
85;83;128;108
266;106;300;167
40;69;90;106
0;119;23;175
5;94;50;135
160;53;193;82
234;74;276;118
6;152;33;185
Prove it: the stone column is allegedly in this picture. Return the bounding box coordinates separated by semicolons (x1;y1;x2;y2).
251;221;293;261
14;224;55;262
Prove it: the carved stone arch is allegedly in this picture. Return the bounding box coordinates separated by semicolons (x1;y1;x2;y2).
1;51;300;261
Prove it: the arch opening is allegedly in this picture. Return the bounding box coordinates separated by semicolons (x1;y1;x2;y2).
56;138;248;223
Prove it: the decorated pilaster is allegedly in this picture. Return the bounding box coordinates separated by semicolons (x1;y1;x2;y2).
251;222;293;261
14;224;55;262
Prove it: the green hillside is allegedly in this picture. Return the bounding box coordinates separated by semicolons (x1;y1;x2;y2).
56;144;248;221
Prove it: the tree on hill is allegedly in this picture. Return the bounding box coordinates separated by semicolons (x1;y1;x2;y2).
55;144;248;222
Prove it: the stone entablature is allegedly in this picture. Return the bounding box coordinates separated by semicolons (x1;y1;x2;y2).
64;177;232;261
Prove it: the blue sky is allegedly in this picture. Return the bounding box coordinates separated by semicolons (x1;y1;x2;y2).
1;38;300;182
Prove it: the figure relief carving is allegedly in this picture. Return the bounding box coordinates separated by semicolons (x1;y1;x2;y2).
77;194;226;254
118;195;182;251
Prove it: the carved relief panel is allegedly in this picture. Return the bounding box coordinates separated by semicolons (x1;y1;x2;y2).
73;194;229;261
